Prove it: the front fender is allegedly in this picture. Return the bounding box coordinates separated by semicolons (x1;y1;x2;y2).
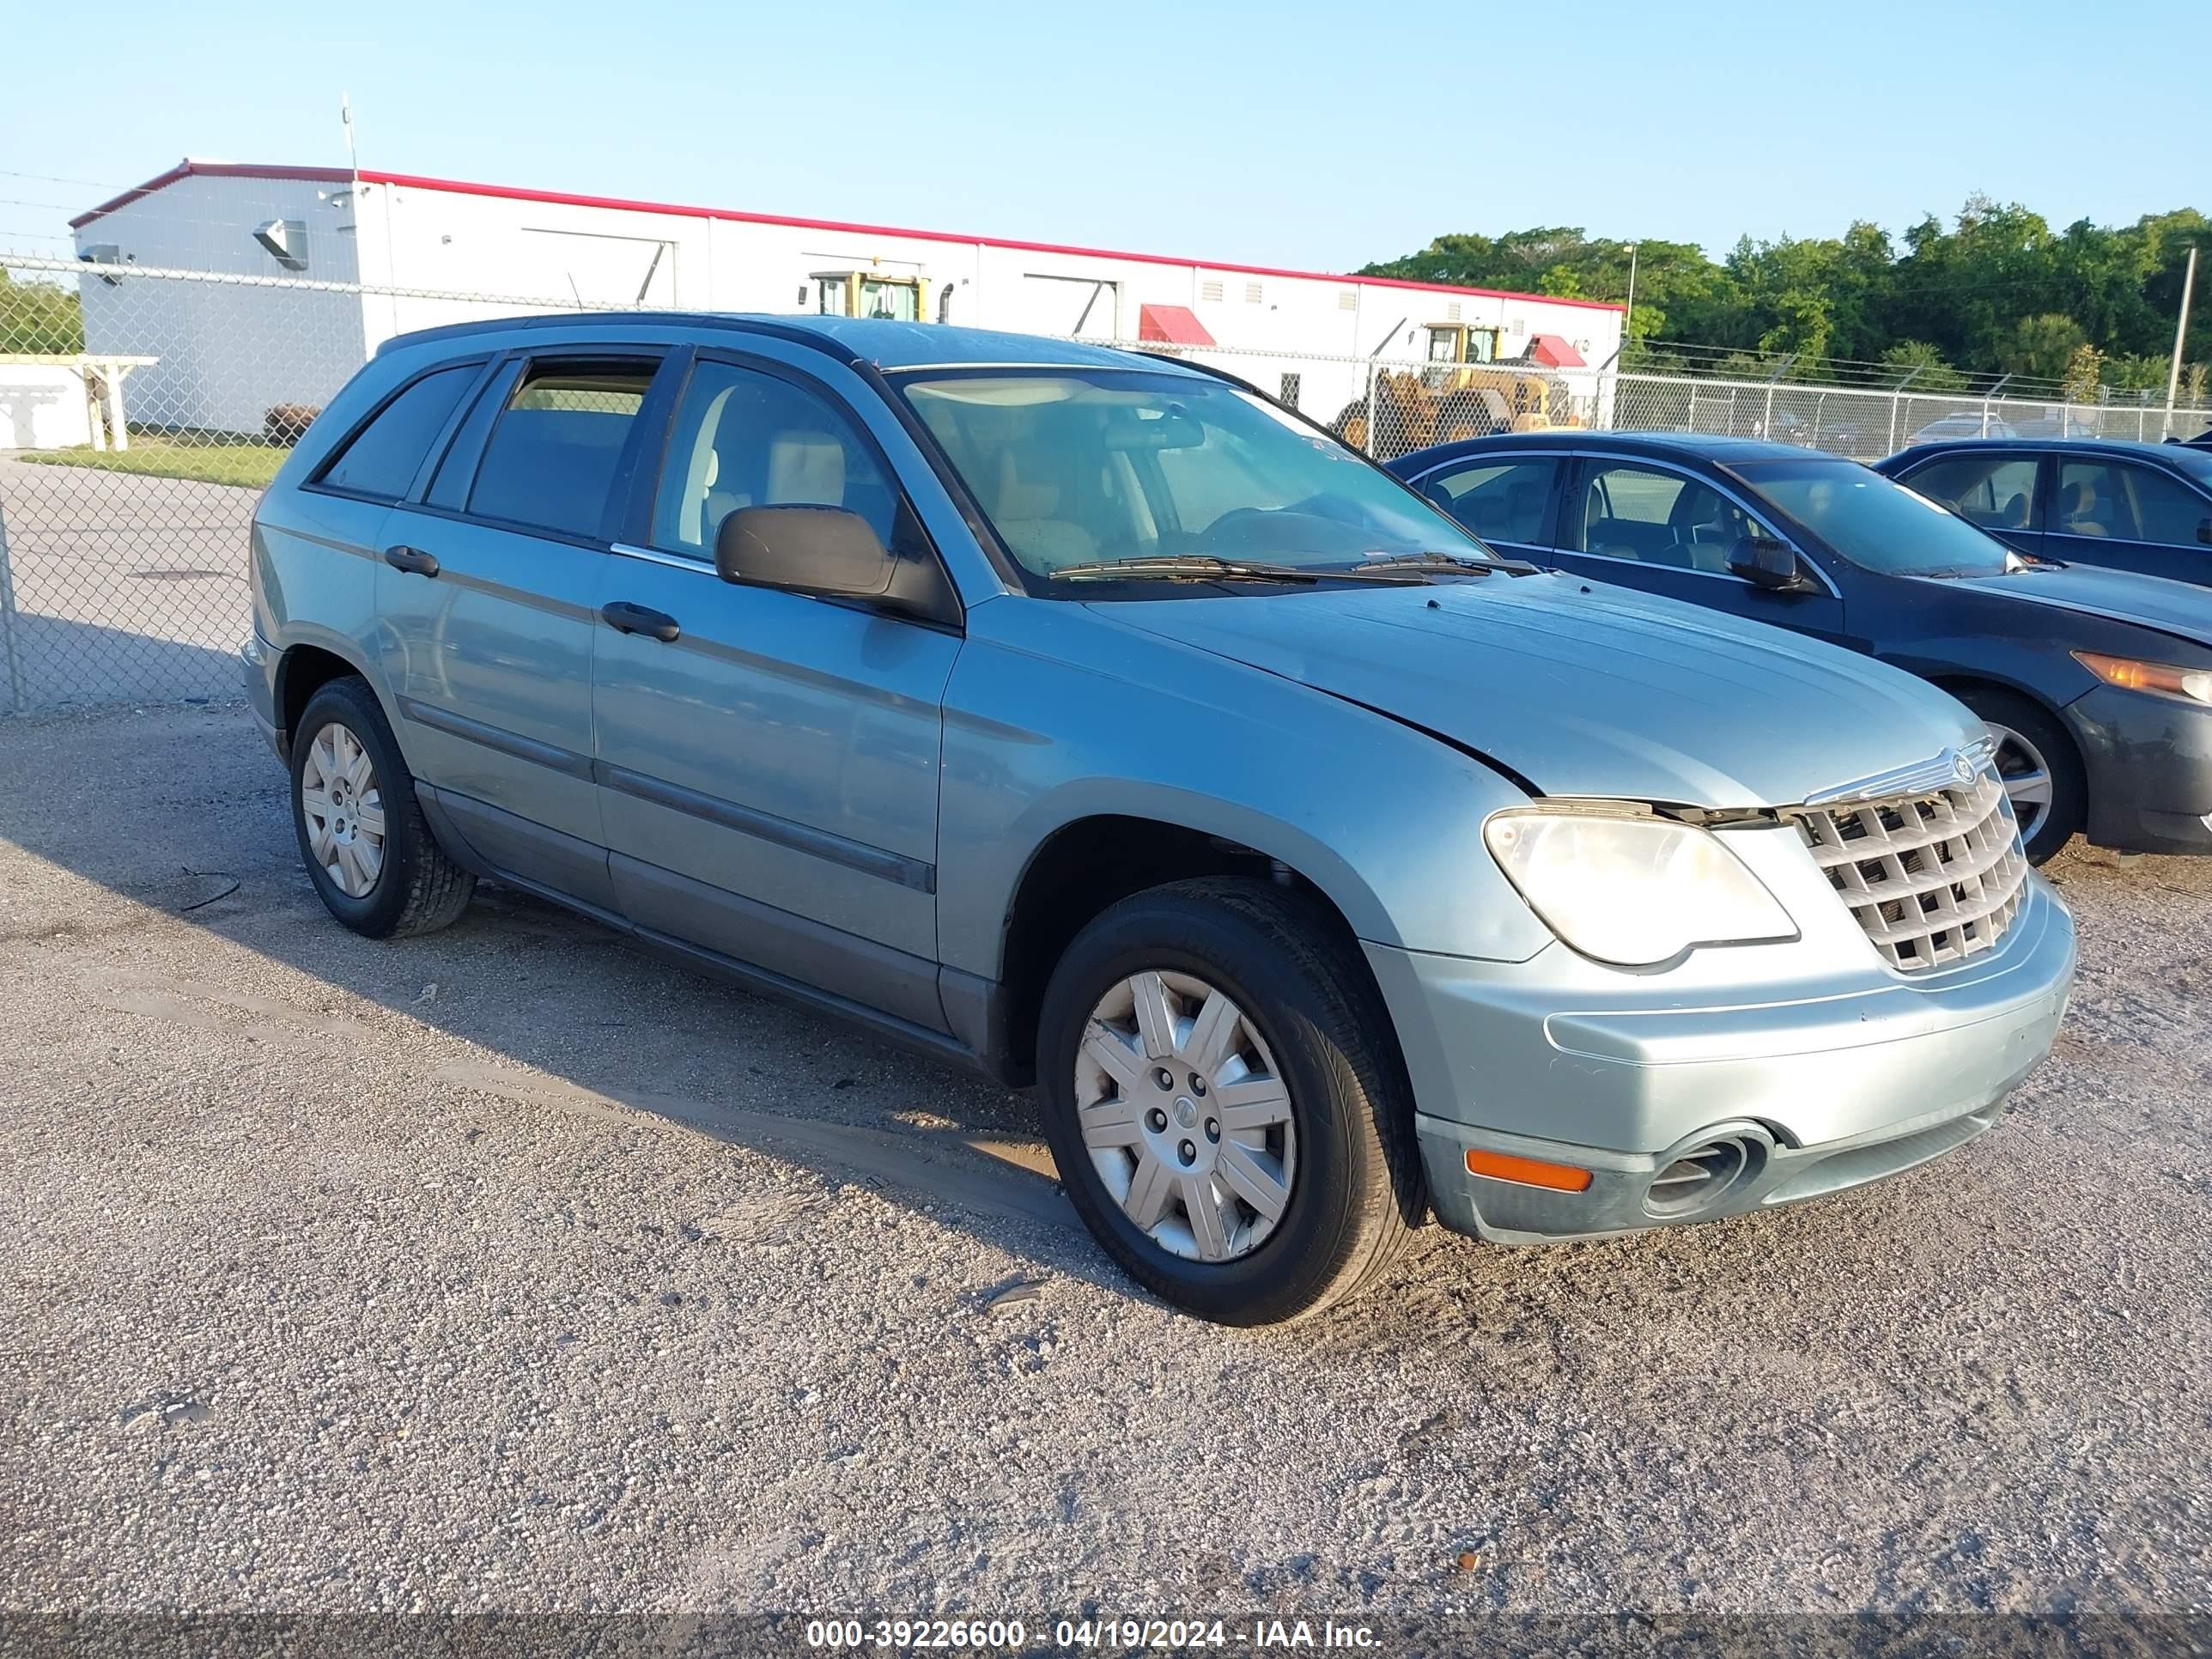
935;598;1551;976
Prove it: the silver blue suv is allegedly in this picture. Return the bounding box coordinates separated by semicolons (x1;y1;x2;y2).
244;315;2076;1325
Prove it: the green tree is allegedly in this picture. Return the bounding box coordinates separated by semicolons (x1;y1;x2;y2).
1880;340;1967;391
0;270;84;354
2001;313;2088;382
2060;342;2106;404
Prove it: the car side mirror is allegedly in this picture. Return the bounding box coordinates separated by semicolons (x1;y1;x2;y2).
1727;536;1816;593
716;505;897;599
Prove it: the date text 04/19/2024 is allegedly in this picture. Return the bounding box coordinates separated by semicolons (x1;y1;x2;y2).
803;1618;1378;1650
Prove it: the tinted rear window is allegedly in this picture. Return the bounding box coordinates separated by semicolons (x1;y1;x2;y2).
466;360;655;538
319;364;478;500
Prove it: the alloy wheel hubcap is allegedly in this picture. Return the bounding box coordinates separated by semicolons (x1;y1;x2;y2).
301;721;386;898
1074;970;1297;1264
1983;721;2052;842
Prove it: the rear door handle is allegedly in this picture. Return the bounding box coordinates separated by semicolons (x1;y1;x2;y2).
600;600;681;643
383;544;440;577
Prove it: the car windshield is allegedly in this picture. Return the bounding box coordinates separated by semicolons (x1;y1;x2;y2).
2164;444;2212;487
895;368;1492;587
1735;457;2014;578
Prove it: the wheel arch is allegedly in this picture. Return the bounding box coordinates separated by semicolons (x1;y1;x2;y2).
992;811;1391;1090
272;631;387;759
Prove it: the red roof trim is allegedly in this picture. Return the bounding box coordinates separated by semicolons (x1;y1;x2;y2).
69;160;356;228
70;161;1626;314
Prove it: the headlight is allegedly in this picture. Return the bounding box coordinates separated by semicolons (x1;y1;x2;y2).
1483;808;1797;967
2072;651;2212;706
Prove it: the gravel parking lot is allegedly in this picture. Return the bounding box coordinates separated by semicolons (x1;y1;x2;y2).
3;702;2209;1631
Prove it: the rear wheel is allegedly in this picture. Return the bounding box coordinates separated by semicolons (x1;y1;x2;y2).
1952;686;2083;864
291;677;476;937
1036;878;1419;1326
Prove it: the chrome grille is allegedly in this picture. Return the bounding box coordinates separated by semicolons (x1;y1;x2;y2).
1787;767;2030;974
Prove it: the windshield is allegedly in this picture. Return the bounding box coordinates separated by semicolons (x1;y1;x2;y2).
896;368;1492;587
2166;444;2212;488
1734;458;2014;578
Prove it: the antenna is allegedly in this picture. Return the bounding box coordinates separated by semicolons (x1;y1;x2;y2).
341;93;358;175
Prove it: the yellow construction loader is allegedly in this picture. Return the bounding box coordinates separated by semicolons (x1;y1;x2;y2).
1333;322;1583;459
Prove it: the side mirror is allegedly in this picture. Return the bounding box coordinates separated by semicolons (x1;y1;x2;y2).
1727;536;1817;593
715;505;896;599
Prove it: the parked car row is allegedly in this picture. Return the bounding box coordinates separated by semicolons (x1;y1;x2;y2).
250;317;2100;1327
1392;431;2212;863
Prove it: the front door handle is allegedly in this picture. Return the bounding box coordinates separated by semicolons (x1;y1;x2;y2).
383;544;440;578
600;600;681;643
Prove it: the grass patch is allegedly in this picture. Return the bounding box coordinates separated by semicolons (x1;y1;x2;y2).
18;434;289;489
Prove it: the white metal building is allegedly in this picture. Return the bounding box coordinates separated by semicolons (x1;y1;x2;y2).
70;159;1624;434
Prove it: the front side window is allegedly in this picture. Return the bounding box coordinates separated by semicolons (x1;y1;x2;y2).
896;368;1488;586
1423;458;1559;544
318;363;478;501
1576;462;1768;574
466;358;655;538
1735;457;2012;578
2056;459;2209;547
650;360;902;558
1904;453;2041;532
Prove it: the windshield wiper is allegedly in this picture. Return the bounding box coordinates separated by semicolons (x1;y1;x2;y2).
1356;551;1545;576
1047;556;1431;585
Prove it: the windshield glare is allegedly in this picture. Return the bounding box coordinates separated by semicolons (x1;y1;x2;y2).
896;369;1492;586
1735;459;2013;578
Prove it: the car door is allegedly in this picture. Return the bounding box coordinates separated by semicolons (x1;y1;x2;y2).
1890;450;2049;559
374;349;669;908
2043;453;2212;586
1547;456;1848;640
1400;453;1563;562
590;347;963;1031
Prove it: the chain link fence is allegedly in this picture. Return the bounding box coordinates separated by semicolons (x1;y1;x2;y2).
2;252;2208;712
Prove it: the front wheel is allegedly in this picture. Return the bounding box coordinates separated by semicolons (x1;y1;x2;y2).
1036;878;1420;1326
1953;687;2084;865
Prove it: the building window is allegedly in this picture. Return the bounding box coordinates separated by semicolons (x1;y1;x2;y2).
1337;289;1358;311
1446;302;1462;322
1279;374;1302;410
1200;279;1224;303
1243;282;1264;305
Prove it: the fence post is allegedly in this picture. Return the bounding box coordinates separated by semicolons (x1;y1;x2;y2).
1363;359;1378;458
0;500;25;714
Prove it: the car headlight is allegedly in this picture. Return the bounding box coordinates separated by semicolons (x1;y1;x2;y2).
2072;651;2212;706
1483;808;1797;967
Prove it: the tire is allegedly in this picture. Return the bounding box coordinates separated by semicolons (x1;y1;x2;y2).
290;676;476;938
1036;878;1421;1326
1950;686;2084;865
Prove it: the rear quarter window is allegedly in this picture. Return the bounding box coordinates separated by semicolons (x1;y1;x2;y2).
315;363;481;501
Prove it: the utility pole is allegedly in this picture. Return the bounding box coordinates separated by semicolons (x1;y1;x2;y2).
1623;242;1640;356
2165;245;2198;438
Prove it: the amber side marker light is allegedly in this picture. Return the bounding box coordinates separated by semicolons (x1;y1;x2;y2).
1464;1148;1594;1192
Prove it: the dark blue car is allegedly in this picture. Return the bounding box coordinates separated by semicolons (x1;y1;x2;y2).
1386;430;2212;862
1875;437;2212;588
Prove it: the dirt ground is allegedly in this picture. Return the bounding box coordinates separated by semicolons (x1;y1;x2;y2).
3;702;2209;1628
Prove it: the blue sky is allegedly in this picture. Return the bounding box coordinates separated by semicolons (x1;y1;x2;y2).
4;0;2205;271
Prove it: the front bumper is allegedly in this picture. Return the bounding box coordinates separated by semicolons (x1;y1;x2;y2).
2063;683;2212;854
1369;833;2076;1245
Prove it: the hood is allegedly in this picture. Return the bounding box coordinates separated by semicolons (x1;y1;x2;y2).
1941;561;2212;653
1098;573;1980;809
